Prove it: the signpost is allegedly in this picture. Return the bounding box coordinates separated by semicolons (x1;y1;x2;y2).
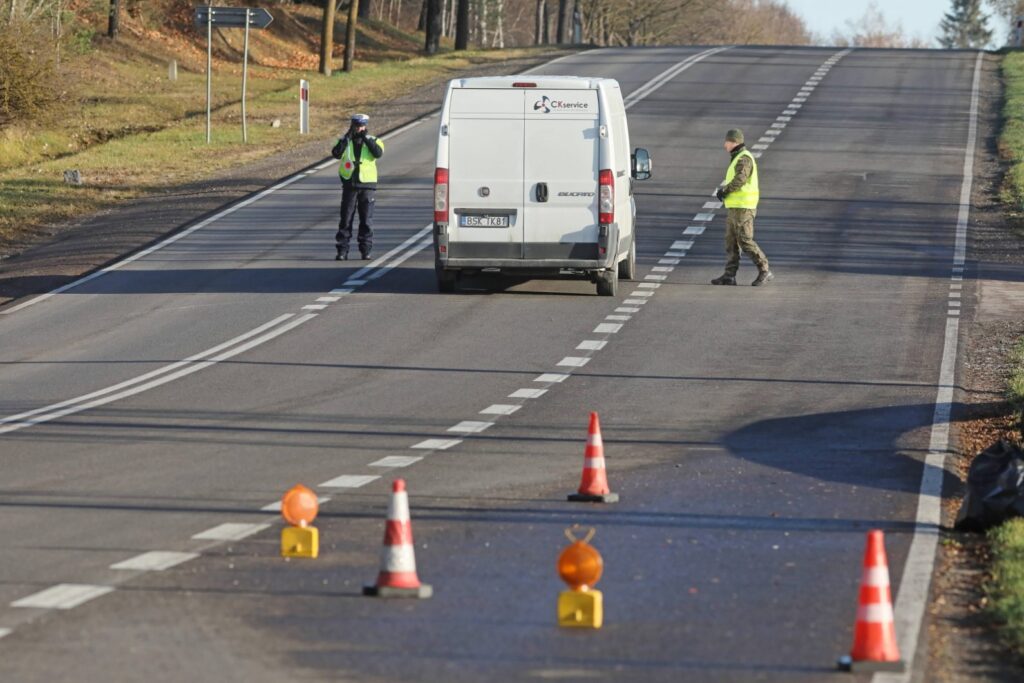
194;7;274;143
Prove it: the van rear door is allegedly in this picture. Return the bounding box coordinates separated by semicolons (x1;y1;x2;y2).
447;89;525;260
522;90;600;260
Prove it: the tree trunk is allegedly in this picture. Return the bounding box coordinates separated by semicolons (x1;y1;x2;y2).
344;0;359;72
556;0;568;43
358;0;371;20
455;0;470;49
535;0;544;44
425;0;442;53
107;0;119;39
542;0;550;43
319;0;336;76
418;0;427;31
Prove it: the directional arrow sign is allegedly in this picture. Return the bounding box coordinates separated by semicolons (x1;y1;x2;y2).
195;6;273;29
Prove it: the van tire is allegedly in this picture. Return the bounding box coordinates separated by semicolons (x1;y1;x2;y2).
436;269;459;293
618;239;636;280
596;269;618;297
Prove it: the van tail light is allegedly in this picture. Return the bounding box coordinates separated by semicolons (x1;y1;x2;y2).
434;167;449;224
598;169;614;225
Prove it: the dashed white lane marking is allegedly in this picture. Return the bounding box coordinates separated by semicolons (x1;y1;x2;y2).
192;523;270;542
605;315;632;321
594;323;622;333
329;288;355;295
319;474;380;488
645;274;667;281
623;299;648;306
448;420;493;433
261;496;330;512
510;388;547;399
777;116;792;122
535;372;570;383
616;307;641;314
658;258;681;265
317;297;341;303
872;48;973;683
765;129;782;136
110;551;200;572
630;290;655;298
783;109;797;115
665;251;686;259
302;304;327;311
753;144;769;150
0;628;10;639
557;356;590;368
703;201;723;209
693;212;715;222
752;151;763;158
684;225;706;235
639;283;661;289
793;97;807;103
652;266;674;273
344;279;367;286
577;340;607;351
771;122;786;129
369;455;423;468
411;438;462;450
480;404;521;416
12;584;114;610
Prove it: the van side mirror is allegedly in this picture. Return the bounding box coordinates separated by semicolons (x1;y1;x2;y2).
632;148;652;181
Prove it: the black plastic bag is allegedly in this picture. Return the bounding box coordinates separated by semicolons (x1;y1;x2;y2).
955;440;1024;532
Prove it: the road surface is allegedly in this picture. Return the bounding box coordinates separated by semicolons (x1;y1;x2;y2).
0;45;985;682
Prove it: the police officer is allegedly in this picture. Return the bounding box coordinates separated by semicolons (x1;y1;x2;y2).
332;113;384;260
712;128;773;286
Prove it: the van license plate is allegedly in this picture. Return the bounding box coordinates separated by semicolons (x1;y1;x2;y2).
460;215;509;228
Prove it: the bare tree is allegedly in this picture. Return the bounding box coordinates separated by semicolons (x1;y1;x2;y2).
456;0;470;49
344;0;360;71
107;0;118;39
319;0;336;75
556;0;569;42
359;0;371;20
425;0;443;53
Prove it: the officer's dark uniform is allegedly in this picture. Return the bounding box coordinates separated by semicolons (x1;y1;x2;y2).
331;115;384;260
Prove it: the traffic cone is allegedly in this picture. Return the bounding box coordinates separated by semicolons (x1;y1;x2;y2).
568;412;619;503
837;530;904;672
363;479;432;599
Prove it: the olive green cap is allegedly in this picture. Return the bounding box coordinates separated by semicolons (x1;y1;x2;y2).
725;128;744;143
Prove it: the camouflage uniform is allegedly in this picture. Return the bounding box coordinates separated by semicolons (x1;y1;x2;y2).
721;150;769;277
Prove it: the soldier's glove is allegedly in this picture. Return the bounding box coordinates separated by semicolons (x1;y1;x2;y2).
715;188;726;202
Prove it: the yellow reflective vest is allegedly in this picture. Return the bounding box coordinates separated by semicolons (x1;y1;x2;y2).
338;136;384;183
722;148;759;210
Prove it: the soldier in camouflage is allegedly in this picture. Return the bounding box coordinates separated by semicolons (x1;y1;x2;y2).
712;129;773;287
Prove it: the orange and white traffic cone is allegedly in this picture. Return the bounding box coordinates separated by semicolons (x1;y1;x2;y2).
363;479;432;599
837;530;904;672
568;412;619;503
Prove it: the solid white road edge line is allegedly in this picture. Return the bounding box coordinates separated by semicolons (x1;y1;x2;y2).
871;49;983;683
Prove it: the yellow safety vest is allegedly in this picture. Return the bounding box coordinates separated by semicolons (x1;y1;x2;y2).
338;136;384;183
723;148;759;209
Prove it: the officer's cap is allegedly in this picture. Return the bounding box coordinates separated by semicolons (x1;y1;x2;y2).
351;113;370;126
725;128;744;143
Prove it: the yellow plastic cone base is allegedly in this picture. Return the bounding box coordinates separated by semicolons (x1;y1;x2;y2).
281;525;319;559
558;589;603;628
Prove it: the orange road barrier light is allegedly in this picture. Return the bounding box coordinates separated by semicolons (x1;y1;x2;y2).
280;484;319;559
557;526;604;628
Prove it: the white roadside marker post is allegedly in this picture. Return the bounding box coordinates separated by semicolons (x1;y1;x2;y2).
300;79;310;135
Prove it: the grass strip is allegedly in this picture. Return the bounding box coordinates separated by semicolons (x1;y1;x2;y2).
1000;52;1024;225
988;518;1024;656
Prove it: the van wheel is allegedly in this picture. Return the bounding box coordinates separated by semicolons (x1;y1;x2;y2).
437;269;459;293
618;239;636;281
596;269;618;297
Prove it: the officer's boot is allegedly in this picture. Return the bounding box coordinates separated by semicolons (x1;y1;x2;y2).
751;270;774;286
336;246;348;261
360;248;372;261
711;274;737;285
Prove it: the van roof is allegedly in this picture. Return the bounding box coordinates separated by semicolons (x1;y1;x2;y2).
450;76;618;90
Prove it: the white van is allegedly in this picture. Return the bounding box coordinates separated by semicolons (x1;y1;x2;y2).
431;76;651;296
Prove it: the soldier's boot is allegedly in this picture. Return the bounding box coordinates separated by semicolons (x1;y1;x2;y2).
711;274;737;286
751;270;774;287
336;246;349;261
360;248;372;261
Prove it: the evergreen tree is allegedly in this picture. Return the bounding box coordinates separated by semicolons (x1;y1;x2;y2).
940;0;992;48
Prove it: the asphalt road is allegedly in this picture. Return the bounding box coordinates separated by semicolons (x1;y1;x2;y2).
0;46;985;682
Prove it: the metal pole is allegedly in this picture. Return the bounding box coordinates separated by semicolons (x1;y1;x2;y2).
242;8;250;144
206;7;212;144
